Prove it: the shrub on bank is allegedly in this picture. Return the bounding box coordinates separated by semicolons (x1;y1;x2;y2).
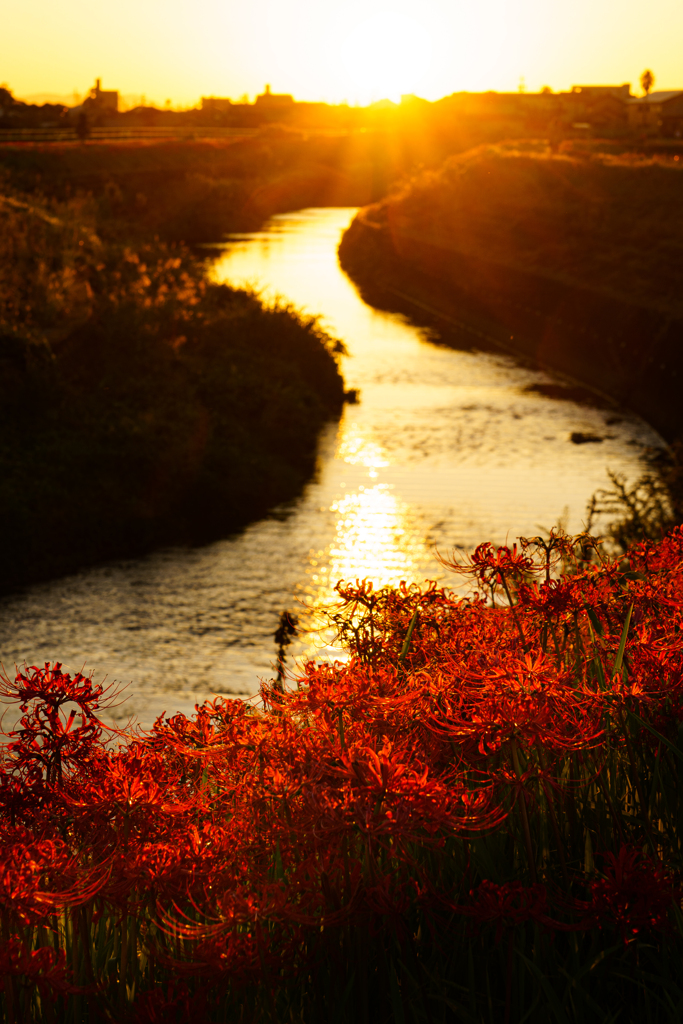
3;528;683;1021
0;187;344;589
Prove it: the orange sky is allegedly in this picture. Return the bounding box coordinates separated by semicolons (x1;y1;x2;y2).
3;0;682;108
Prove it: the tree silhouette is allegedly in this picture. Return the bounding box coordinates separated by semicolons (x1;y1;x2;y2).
641;69;655;96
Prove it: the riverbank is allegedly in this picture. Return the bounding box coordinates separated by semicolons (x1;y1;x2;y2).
338;145;683;446
0;184;345;592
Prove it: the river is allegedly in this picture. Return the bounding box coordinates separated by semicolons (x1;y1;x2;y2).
0;208;665;728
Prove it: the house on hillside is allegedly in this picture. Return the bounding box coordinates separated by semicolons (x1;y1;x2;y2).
201;96;232;113
627;91;683;136
84;79;119;113
570;84;631;100
255;85;294;111
563;85;631;133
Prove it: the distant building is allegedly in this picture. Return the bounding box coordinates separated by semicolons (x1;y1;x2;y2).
564;85;631;134
85;78;119;113
255;84;294;110
201;96;233;113
627;90;683;136
570;84;632;100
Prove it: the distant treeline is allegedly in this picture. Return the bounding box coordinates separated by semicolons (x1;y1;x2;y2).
0;85;68;129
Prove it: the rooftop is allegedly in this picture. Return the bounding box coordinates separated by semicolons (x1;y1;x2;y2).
628;90;683;104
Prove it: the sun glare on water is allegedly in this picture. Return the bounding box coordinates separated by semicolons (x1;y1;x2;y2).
297;482;429;658
328;486;422;586
296;424;433;659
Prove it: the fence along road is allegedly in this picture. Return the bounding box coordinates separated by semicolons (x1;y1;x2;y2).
0;126;353;144
0;126;262;143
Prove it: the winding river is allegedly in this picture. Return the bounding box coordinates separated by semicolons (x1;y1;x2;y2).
0;208;665;728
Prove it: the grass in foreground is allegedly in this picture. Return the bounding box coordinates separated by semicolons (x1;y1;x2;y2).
3;527;683;1021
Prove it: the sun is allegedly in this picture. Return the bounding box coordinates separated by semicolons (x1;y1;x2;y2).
332;9;435;104
259;0;515;105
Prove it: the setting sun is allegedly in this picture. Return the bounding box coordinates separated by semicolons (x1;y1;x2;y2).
326;8;435;104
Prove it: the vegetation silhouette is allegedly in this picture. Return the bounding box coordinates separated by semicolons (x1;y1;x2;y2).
0;185;344;591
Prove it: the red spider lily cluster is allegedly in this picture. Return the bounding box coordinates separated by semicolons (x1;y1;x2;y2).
3;528;683;1021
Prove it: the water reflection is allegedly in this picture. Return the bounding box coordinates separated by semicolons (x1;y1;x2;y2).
337;423;390;476
0;209;667;728
304;483;426;600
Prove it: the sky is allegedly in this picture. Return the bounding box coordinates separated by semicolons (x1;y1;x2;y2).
3;0;683;108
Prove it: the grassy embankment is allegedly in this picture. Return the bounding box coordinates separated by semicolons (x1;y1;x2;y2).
0;159;345;592
0;123;574;245
0;131;427;243
3;528;683;1021
339;146;683;451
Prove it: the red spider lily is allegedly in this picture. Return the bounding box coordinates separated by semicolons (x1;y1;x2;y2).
576;846;679;942
460;879;553;943
426;652;604;756
0;834;70;923
0;828;112;922
4;530;683;1015
303;738;506;843
148;697;256;754
516;578;580;619
0;936;77;997
362;873;412;924
438;542;538;588
133;981;207;1023
1;663;120;787
62;748;202;821
518;530;581;582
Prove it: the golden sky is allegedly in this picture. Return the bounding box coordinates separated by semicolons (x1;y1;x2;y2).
3;0;683;108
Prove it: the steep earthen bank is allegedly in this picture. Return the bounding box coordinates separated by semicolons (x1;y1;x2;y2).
338;147;683;444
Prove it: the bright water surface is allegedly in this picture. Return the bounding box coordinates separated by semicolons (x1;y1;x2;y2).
0;208;666;728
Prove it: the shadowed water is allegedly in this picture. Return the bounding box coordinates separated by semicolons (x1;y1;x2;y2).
0;209;665;728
